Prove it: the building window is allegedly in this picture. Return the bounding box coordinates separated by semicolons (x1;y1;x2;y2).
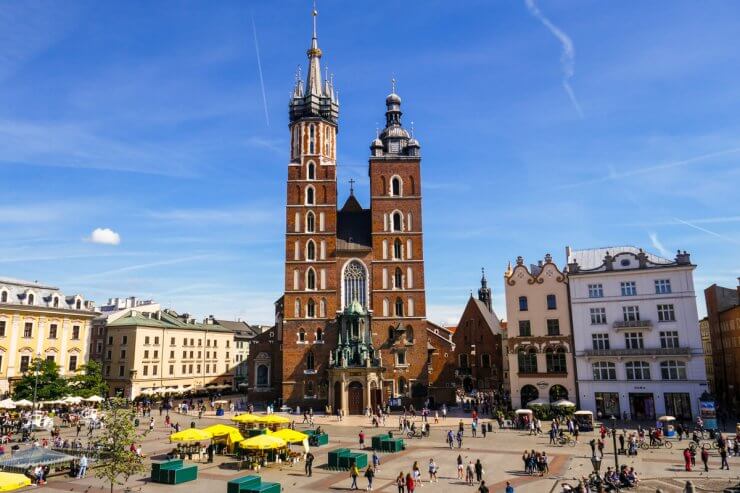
660;360;687;380
23;323;32;338
143;350;149;359
0;291;6;303
391;177;401;196
46;355;55;363
154;336;159;345
518;320;531;337
393;239;402;259
343;260;367;308
405;326;414;343
592;361;617;380
306;212;315;232
590;308;607;325
72;325;80;340
27;294;34;305
119;366;125;377
20;356;30;373
142;365;148;376
622;306;640;321
307;269;316;290
625;361;651;380
545;347;567;373
152;365;158;375
0;321;5;337
660;331;680;348
392;212;403;232
306;351;315;370
306;186;315;205
398;377;408;395
307;162;315;180
481;354;491;368
76;299;81;309
69;355;78;371
517;348;537;373
49;324;58;339
170;337;175;345
588;284;604;298
122;335;128;345
657;304;676;322
546;294;557;310
145;336;150;345
620;281;637;296
316;328;323;341
306;240;316;261
592;333;610;350
625;332;644;349
655;279;672;294
395;350;407;366
518;296;528;311
307;299;316;318
169;365;174;375
121;350;126;359
299;329;306;342
546;319;560;336
394;268;403;289
395;298;404;317
52;297;59;307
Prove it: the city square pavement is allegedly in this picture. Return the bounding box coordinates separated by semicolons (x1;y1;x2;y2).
36;411;740;493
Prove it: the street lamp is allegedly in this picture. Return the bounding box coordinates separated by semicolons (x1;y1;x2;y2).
610;415;619;470
590;455;602;486
31;352;41;411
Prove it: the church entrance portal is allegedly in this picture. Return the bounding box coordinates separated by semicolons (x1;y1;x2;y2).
348;382;364;414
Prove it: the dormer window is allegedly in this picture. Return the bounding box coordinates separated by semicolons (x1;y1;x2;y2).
76;299;82;309
27;294;34;305
0;291;7;303
52;297;59;308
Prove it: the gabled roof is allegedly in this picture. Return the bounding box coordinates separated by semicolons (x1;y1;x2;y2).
568;246;671;270
108;310;232;332
462;297;504;337
337;195;371;250
215;319;259;338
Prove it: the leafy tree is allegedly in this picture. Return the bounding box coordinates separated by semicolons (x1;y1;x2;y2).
12;358;68;401
93;398;147;493
69;360;108;398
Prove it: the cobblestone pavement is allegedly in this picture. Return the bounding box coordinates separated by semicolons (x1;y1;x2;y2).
32;411;740;493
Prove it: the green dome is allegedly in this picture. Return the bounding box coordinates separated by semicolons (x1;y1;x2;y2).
346;300;365;316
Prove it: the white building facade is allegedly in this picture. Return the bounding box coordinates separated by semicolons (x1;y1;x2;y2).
567;246;708;421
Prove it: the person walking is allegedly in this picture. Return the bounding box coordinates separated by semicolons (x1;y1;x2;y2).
683;447;692;472
505;481;514;493
456;430;463;449
372;451;380;471
77;454;88;479
466;460;475;486
396;472;405;493
720;445;730;470
428;459;438;483
700;445;709;472
412;461;422;487
305;451;314;477
447;430;454;449
149;417;155;433
406;472;415;493
457;454;464;480
359;430;366;450
350;463;360;490
364;466;375;491
474;458;483;483
478;480;489;493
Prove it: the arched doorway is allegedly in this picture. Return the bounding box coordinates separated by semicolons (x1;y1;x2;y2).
520;385;539;408
348;381;364;414
333;381;342;414
549;385;568;402
370;381;381;410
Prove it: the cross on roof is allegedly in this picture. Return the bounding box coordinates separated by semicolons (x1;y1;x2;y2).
349;178;355;195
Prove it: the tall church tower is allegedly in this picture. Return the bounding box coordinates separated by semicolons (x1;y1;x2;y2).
282;6;339;405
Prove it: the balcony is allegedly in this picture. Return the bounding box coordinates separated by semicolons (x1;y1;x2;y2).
613;319;653;330
582;347;691;358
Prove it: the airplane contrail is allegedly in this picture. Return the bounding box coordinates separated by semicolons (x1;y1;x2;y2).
252;14;269;127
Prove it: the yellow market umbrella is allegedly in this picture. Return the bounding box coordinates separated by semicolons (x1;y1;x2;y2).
239;435;287;450
0;471;32;491
258;414;290;425
170;428;213;442
232;413;263;424
271;428;308;443
203;424;244;445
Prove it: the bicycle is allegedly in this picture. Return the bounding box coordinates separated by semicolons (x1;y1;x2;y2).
557;435;577;447
640;438;672;450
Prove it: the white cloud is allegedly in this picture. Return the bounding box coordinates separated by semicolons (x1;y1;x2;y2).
648;232;670;258
524;0;583;117
88;228;121;246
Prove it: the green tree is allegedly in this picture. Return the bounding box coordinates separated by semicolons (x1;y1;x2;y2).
93;398;147;493
69;360;108;398
12;358;68;401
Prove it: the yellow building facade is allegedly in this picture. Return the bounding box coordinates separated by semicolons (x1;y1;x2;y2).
0;278;97;394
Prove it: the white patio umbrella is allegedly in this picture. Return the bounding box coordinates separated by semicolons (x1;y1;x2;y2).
526;398;551;407
14;399;33;407
63;396;83;404
0;398;16;409
84;395;105;403
552;399;576;408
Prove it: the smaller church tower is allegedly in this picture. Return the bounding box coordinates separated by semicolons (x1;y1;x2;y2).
478;268;493;313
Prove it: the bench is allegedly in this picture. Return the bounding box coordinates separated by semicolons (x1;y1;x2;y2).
328;448;350;468
228;474;281;493
305;430;329;446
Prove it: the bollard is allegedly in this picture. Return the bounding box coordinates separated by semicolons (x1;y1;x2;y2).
684;480;695;493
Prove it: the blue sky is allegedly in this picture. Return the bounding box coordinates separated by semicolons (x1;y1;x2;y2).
1;0;738;324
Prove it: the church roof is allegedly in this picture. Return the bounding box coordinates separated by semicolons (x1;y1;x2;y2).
337;195;371;250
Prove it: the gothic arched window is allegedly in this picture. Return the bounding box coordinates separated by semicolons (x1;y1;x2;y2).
392;212;403;232
405;326;414;343
391;176;401;196
307;269;316;290
394;268;403;289
306;186;315;205
395;297;404;317
306;351;315;370
393;239;402;259
306;240;316;261
307;162;315;180
307;299;316;318
309;124;315;154
343;261;367;308
306;211;315;232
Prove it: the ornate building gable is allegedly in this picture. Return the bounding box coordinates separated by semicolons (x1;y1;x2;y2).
566;246;693;274
505;253;566;286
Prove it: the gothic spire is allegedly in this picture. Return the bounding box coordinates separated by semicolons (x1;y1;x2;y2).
306;3;323;97
478;267;492;313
